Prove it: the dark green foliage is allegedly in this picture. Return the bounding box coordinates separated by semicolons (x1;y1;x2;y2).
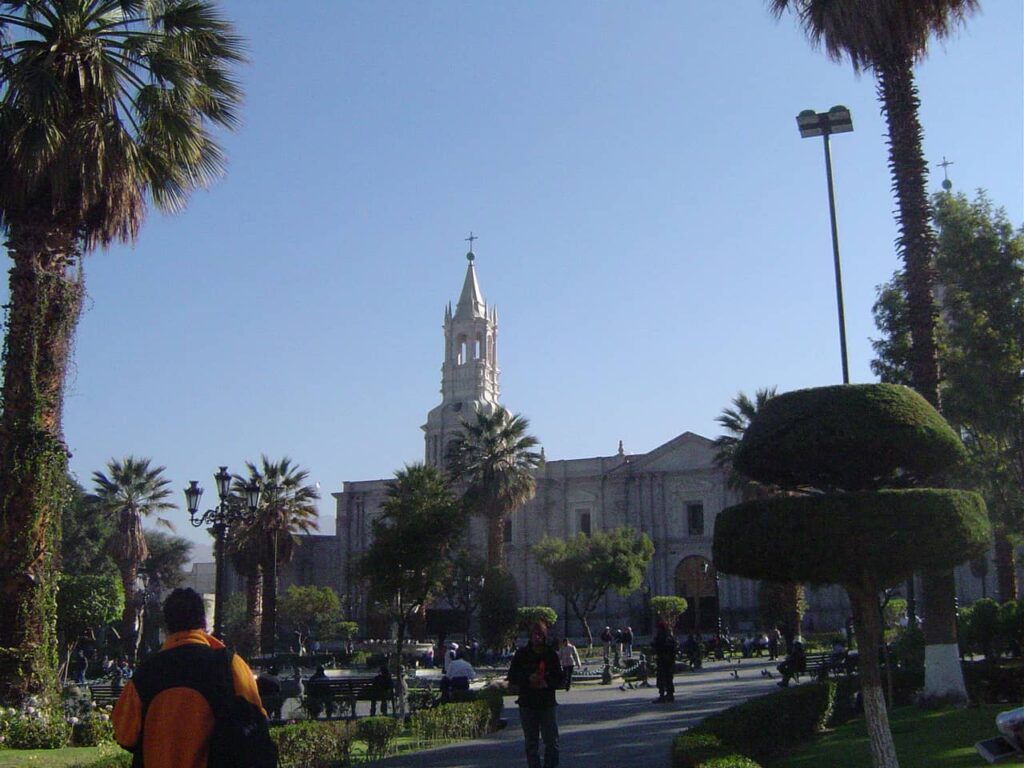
271;720;354;768
671;729;763;768
516;606;558;630
734;384;966;491
473;686;504;725
410;700;492;745
61;479;116;577
699;682;836;762
713;489;989;588
962;659;1024;703
141;531;193;590
479;567;519;650
355;716;400;760
958;598;1024;659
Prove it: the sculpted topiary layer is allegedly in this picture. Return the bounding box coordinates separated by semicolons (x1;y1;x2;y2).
733;384;965;491
713;489;990;589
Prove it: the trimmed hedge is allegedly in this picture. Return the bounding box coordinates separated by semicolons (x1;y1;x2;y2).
356;716;399;761
712;489;989;588
411;700;492;745
700;682;836;763
68;754;132;768
272;720;354;768
734;384;965;491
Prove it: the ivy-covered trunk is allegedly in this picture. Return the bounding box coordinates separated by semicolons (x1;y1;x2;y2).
849;584;900;768
0;221;84;707
878;57;967;706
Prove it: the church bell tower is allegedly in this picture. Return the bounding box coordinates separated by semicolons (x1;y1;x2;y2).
423;239;500;468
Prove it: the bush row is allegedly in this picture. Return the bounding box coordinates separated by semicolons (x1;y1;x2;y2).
959;598;1024;660
411;700;491;746
671;682;836;767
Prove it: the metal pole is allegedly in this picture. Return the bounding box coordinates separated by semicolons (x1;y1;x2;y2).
822;131;850;384
213;521;226;638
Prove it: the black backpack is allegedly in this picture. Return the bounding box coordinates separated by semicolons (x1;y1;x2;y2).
131;645;278;768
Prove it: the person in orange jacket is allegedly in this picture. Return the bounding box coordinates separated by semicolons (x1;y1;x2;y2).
113;588;266;768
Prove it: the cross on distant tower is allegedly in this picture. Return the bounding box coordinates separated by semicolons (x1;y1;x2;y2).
465;232;477;261
937;156;955;190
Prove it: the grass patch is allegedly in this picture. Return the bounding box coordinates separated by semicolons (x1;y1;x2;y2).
768;704;1016;768
0;745;117;767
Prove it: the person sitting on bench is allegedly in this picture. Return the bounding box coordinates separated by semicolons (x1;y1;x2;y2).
777;640;806;687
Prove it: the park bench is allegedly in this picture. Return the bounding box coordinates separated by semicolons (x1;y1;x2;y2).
303;676;394;719
800;651;852;681
89;681;121;707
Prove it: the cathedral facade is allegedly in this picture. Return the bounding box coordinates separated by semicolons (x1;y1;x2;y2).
279;249;1005;638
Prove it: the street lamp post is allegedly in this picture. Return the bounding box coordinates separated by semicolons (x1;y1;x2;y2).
184;467;262;639
797;105;854;385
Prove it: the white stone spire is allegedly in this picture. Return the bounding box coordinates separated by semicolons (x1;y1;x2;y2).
423;242;501;468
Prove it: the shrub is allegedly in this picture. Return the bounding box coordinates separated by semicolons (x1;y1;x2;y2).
700;682;836;762
516;606;558;630
0;705;71;749
71;715;115;747
407;687;441;712
411;700;491;745
962;659;1024;703
356;715;399;761
472;686;504;726
671;729;762;768
272;720;354;768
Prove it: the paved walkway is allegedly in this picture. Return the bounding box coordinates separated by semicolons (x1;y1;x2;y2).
378;657;781;768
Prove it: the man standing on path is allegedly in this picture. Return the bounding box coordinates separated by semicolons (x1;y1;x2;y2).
652;620;678;703
508;620;564;768
112;588;270;768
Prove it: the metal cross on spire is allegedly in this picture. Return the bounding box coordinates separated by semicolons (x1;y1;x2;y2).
937;156;955;190
465;231;477;261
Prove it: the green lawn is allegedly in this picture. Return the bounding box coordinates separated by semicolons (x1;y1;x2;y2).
769;704;1022;767
0;744;118;768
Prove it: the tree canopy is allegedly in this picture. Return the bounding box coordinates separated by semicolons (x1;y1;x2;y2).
533;527;653;647
278;585;343;648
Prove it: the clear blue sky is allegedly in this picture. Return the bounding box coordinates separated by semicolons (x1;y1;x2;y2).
28;2;1024;560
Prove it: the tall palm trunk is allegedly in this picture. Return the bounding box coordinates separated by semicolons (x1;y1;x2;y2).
879;58;966;704
261;551;278;655
487;515;505;570
994;531;1018;602
246;572;263;654
0;222;83;706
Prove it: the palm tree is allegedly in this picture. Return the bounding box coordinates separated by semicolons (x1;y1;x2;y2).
89;457;175;662
0;1;243;702
237;456;320;655
769;0;979;705
445;407;542;569
226;525;263;656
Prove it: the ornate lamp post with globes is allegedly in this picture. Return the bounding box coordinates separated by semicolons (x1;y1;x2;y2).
184;467;262;639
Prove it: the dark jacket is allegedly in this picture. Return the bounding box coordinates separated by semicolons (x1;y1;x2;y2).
507;643;564;708
652;631;678;666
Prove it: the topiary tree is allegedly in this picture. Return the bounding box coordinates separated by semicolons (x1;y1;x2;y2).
650;596;688;626
713;384;989;768
516;606;558;633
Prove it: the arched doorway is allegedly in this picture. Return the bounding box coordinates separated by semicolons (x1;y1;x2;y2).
674;556;719;636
